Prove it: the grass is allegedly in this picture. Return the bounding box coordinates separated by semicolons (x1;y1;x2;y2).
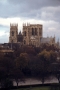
11;86;50;90
11;84;60;90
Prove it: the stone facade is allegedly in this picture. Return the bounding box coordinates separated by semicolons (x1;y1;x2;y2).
9;24;18;43
9;23;43;47
9;23;56;47
23;23;43;47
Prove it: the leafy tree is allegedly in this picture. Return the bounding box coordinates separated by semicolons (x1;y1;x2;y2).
12;68;24;87
14;53;29;85
15;53;29;71
50;50;57;63
38;49;50;61
1;78;13;88
37;50;54;84
0;55;14;88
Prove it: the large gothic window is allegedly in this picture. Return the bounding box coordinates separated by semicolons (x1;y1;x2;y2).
12;31;14;36
24;31;26;36
32;28;34;35
24;40;26;44
25;31;26;36
39;28;42;36
35;28;37;35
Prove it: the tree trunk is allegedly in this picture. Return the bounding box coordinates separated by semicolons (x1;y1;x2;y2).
42;77;44;84
17;82;18;88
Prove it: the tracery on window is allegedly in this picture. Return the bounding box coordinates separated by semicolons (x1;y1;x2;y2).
39;28;42;36
24;31;26;36
32;28;34;35
12;31;14;36
35;28;37;35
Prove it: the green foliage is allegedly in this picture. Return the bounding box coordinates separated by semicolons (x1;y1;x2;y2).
38;49;57;63
38;49;50;61
50;50;57;62
15;53;29;70
1;78;13;88
0;45;60;87
11;87;50;90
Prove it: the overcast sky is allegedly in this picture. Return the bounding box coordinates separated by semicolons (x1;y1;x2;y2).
0;0;60;43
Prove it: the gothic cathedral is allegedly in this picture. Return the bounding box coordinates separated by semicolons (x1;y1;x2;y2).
9;23;43;47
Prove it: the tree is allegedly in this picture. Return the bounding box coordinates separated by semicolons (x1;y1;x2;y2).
12;68;24;87
14;53;29;86
38;49;50;61
1;78;13;88
0;55;14;88
37;50;52;84
50;50;57;63
15;53;29;71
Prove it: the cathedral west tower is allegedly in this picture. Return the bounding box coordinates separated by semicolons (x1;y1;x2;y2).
9;24;18;43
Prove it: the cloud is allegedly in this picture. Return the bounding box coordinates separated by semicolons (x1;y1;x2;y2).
0;30;9;43
0;0;60;19
0;34;9;43
0;17;60;43
0;0;60;43
40;6;60;21
8;0;60;7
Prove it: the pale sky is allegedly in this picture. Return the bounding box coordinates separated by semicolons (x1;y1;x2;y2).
0;0;60;43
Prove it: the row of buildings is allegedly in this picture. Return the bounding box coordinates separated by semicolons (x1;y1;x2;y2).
9;23;57;47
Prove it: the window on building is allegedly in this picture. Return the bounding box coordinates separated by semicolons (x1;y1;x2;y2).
12;31;14;36
35;28;37;35
24;31;26;36
32;28;34;35
39;28;42;36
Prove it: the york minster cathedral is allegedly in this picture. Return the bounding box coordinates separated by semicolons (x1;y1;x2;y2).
9;23;55;47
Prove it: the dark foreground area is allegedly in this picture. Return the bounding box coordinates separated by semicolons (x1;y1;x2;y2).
1;83;60;90
11;87;50;90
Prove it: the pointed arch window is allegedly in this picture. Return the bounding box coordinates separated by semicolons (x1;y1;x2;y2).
32;28;34;35
12;31;14;36
24;31;26;36
35;28;37;35
39;28;42;36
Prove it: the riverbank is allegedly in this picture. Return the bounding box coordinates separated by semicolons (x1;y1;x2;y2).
13;76;58;86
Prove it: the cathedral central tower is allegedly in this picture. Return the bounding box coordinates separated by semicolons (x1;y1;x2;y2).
23;23;43;47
